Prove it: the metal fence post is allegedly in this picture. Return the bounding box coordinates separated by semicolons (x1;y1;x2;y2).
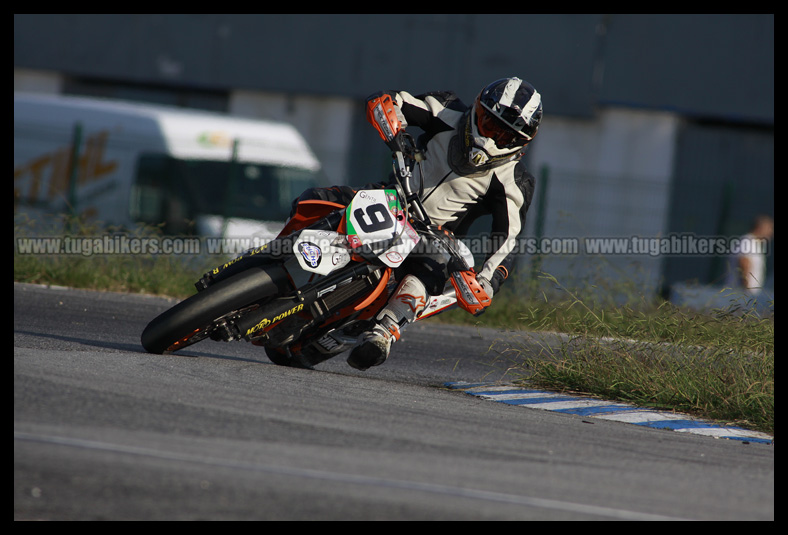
530;164;549;281
66;122;83;231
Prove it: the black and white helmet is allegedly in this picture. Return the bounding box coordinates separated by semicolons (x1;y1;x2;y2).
465;77;542;167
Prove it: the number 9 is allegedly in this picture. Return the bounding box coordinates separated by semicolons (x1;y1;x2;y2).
353;203;394;233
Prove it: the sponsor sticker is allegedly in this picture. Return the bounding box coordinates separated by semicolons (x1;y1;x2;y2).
298;241;322;268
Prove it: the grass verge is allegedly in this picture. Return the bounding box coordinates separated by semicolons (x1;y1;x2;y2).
441;271;774;435
14;215;206;298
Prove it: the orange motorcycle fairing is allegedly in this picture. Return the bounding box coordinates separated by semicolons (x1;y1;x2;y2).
278;199;348;238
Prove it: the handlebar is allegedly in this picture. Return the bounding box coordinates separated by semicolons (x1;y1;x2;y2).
389;132;431;226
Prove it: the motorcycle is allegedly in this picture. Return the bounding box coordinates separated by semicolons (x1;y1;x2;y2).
141;97;491;369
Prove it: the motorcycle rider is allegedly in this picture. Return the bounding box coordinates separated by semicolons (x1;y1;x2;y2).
294;77;542;370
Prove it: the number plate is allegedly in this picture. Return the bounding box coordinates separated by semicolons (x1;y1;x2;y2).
346;189;419;267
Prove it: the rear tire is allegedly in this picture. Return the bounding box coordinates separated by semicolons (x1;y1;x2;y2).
141;265;286;354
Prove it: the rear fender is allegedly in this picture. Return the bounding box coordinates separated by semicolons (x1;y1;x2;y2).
278;199;347;237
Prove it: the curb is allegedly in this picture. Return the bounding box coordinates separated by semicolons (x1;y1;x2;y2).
446;381;773;445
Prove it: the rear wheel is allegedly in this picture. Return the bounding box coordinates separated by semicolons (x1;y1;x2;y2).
141;265;286;354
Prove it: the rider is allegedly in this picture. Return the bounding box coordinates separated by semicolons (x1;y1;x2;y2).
293;77;542;370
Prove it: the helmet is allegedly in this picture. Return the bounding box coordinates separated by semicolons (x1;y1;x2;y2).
465;77;542;167
477;77;542;147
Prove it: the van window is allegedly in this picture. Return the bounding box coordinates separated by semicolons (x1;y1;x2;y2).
130;153;319;234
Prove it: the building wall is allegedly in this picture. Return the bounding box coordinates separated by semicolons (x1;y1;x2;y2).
13;14;773;122
228;90;356;186
523;107;679;290
14;14;774;291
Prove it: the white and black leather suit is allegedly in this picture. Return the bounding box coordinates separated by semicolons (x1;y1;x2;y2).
291;89;535;297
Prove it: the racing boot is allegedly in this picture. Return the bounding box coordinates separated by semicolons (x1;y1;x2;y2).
347;275;428;371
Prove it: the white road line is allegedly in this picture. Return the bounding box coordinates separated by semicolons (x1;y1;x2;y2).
13;430;688;521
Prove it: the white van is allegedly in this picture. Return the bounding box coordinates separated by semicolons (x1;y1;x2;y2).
14;92;324;239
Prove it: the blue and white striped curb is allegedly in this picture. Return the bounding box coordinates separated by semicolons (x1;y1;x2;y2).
446;382;773;445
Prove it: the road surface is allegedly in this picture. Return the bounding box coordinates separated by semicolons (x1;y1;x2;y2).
14;283;774;520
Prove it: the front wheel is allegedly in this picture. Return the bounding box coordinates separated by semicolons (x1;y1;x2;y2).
141;265;286;354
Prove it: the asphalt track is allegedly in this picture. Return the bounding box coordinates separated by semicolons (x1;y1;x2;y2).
14;282;774;520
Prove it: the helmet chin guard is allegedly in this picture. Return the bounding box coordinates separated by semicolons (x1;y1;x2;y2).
463;77;541;167
464;111;522;167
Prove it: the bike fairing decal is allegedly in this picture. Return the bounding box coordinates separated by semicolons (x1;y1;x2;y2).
245;303;305;336
386;250;404;265
298;242;322;268
345;189;400;242
345;189;420;269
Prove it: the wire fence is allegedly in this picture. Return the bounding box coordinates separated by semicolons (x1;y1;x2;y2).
517;165;673;300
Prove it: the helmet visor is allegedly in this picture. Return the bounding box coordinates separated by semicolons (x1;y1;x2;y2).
476;106;532;149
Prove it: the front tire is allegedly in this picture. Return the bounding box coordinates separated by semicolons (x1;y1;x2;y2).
141;265;286;354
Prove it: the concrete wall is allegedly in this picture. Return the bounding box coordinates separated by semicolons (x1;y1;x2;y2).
524;107;679;290
228;90;356;186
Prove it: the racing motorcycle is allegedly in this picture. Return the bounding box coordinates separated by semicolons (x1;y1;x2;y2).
141;94;492;368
